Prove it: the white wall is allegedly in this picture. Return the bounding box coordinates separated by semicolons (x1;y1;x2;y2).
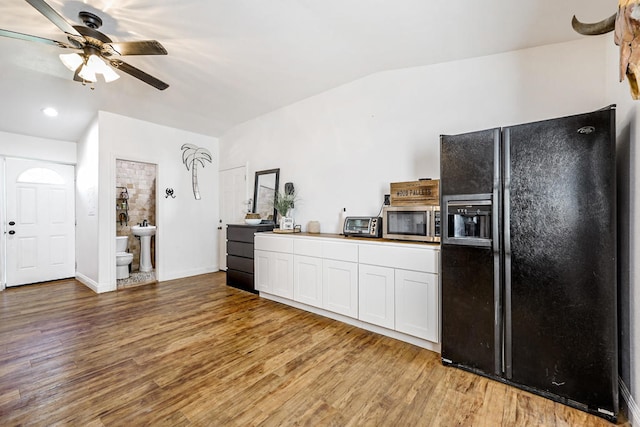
0;131;77;164
221;38;610;234
606;35;640;425
98;111;220;289
75;118;101;290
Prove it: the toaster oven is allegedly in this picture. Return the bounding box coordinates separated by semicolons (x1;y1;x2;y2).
343;216;382;238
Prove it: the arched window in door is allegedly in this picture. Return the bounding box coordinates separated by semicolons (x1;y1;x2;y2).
16;167;65;185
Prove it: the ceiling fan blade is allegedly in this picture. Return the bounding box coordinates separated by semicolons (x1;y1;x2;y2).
103;40;167;56
25;0;83;37
0;28;76;48
109;59;169;90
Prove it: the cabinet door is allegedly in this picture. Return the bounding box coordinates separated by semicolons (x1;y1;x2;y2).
272;252;294;299
323;260;358;318
255;250;293;298
254;250;272;293
294;255;323;308
358;264;394;329
395;270;438;342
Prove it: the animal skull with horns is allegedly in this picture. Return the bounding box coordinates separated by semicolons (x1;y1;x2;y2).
573;0;640;99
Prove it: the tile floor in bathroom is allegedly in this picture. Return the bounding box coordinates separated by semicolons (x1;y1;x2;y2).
117;270;157;290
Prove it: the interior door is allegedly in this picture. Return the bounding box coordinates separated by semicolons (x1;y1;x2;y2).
5;158;75;287
219;165;247;270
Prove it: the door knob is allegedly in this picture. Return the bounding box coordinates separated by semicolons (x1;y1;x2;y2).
8;221;15;226
8;230;15;235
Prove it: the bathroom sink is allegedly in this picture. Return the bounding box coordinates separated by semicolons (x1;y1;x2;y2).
131;225;156;237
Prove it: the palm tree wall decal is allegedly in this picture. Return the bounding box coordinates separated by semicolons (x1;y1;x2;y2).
181;143;212;200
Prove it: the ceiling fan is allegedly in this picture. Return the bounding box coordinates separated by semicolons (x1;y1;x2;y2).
0;0;169;90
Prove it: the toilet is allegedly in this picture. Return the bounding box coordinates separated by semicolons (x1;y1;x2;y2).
116;236;134;279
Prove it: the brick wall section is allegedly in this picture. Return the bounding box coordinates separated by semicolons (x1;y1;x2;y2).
116;160;157;271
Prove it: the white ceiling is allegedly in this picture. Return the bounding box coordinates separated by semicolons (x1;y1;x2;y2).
0;0;614;142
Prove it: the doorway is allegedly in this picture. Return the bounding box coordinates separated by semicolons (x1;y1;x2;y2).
115;159;157;288
4;158;75;288
219;165;248;270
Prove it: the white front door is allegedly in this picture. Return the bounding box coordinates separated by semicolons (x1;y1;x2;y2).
5;158;75;287
218;165;247;270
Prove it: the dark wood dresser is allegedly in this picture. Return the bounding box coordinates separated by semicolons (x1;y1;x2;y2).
226;223;274;293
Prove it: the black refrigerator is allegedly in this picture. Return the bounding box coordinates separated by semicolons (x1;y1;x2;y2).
439;106;618;421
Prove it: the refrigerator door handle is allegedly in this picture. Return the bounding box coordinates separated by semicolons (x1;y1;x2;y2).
503;128;513;379
492;128;502;376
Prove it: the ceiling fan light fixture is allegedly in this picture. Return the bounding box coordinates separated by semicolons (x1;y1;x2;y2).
77;54;119;83
88;55;120;82
59;53;83;71
101;66;120;83
60;52;120;84
78;62;97;83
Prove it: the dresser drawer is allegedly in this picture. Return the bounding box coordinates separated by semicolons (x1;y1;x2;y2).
227;255;254;274
227;269;255;293
227;241;254;258
227;226;258;243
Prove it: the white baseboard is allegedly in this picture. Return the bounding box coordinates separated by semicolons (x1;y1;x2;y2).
160;266;218;282
621;378;639;426
260;292;441;353
75;272;100;293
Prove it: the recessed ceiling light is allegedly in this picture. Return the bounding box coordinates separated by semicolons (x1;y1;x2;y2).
41;107;58;117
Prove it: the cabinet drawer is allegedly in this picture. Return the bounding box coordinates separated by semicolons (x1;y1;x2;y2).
323;241;358;262
359;244;438;273
227;269;255;293
227;226;257;243
294;239;323;257
227;255;254;274
255;235;293;253
227;241;254;258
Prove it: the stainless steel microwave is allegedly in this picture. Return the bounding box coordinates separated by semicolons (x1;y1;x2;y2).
382;205;440;242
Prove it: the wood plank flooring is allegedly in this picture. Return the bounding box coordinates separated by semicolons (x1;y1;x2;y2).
0;272;626;426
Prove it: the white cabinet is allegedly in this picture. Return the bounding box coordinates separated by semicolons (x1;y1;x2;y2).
395;269;438;342
359;243;440;341
255;250;294;298
254;233;440;348
272;252;294;298
323;259;358;318
358;264;395;329
254;249;271;293
255;235;294;299
294;255;323;308
294;239;358;315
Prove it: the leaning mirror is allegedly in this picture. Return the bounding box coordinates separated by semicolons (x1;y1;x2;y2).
252;168;279;223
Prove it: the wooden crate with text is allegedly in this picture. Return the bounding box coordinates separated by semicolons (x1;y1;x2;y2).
390;180;439;206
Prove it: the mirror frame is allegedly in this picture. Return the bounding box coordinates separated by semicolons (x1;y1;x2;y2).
252;168;280;224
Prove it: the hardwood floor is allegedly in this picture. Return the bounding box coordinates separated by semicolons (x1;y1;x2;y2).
0;272;625;426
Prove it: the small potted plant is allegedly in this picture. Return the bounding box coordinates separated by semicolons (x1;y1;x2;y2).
273;188;297;229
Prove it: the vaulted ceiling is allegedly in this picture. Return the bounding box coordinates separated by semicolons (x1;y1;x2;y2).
0;0;614;141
